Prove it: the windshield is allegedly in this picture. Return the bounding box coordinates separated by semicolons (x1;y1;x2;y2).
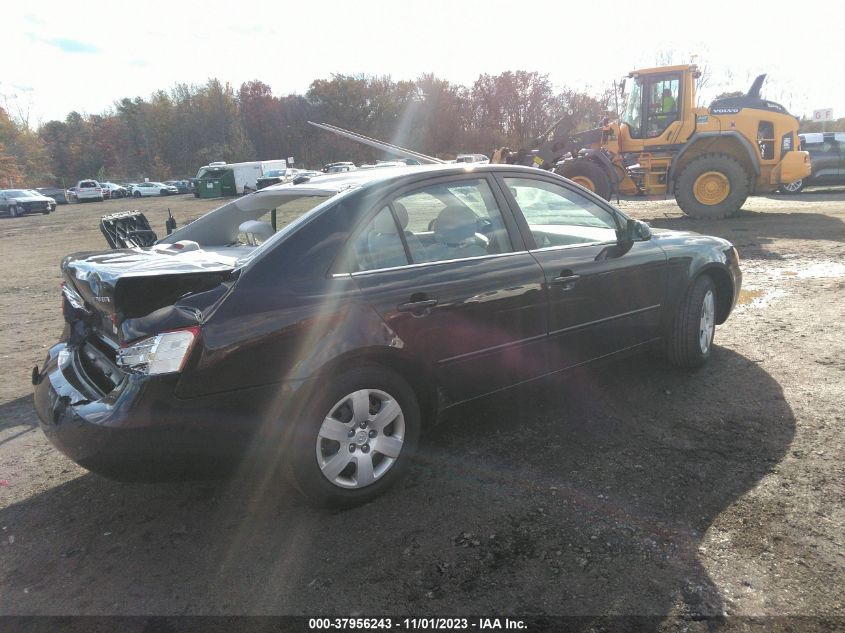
622;77;643;138
6;190;34;197
264;170;285;178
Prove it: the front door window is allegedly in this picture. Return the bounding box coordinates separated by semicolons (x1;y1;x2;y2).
645;75;680;138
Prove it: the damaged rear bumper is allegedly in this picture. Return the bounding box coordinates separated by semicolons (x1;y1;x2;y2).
33;342;303;480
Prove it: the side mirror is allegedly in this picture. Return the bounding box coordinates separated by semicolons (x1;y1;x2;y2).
633;219;652;240
618;218;652;243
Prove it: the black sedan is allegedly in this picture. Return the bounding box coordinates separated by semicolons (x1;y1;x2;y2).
1;189;56;216
255;168;290;189
35;187;70;204
33;164;741;506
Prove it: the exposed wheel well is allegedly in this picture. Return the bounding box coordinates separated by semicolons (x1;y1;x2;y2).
320;350;439;427
698;266;734;324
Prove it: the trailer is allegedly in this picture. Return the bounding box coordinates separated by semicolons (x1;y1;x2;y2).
193;159;288;197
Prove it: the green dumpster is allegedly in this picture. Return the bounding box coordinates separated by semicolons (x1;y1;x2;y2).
199;178;223;198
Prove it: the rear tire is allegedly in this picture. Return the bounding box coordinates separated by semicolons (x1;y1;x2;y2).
557;159;612;200
675;153;749;219
667;275;717;368
288;365;421;508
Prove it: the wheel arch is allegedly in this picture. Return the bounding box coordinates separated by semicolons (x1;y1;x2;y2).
669;132;760;192
315;346;440;427
695;263;735;325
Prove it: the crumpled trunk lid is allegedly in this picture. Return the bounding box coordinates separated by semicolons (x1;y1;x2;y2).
62;247;237;344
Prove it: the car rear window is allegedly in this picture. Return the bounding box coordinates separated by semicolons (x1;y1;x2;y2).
80;181;97;188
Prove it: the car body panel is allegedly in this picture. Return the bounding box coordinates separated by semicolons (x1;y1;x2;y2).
351;253;548;403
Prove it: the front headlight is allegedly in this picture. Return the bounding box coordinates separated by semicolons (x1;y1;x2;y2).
117;327;199;375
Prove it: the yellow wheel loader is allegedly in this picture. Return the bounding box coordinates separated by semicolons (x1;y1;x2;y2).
493;65;811;218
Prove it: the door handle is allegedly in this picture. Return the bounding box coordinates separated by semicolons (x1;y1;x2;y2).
552;273;580;290
397;298;439;313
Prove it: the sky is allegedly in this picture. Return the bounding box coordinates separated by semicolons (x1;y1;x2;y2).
3;0;844;127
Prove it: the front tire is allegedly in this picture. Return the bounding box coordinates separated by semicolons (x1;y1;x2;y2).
779;179;804;194
288;366;421;507
9;205;19;217
133;190;141;198
667;275;717;368
675;153;749;219
557;159;612;200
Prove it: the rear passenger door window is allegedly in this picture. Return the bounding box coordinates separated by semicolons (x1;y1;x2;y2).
394;178;513;264
351;206;410;272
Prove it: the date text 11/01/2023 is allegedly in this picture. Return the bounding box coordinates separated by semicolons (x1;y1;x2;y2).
308;618;528;630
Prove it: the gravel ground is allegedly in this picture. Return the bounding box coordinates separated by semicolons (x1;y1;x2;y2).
0;190;842;629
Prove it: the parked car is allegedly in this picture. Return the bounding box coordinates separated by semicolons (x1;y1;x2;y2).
33;164;741;507
164;180;192;194
255;169;298;190
101;182;129;199
0;189;56;216
780;132;845;193
131;182;179;197
323;161;357;173
291;170;321;184
35;187;70;204
75;180;104;202
455;153;490;164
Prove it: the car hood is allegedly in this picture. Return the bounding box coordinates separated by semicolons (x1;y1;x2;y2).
650;227;732;247
9;195;53;203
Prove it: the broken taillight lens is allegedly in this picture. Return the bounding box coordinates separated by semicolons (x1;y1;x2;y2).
117;327;199;375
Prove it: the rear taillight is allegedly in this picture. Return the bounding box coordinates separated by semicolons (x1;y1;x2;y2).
117;327;199;375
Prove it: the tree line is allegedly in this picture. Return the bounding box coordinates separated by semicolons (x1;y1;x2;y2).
0;71;612;187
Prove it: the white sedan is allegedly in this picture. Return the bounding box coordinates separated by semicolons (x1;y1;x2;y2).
131;182;179;197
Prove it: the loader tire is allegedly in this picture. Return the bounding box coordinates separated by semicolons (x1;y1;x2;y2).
675;153;749;219
558;159;612;201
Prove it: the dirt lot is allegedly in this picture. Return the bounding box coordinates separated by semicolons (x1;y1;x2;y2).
0;190;843;627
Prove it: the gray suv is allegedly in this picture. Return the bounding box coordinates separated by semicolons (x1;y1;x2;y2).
780;133;845;193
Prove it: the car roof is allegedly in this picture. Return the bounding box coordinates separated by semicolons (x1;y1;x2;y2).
255;163;540;197
800;132;845;144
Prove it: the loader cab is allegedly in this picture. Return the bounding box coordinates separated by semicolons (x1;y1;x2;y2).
621;65;698;144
